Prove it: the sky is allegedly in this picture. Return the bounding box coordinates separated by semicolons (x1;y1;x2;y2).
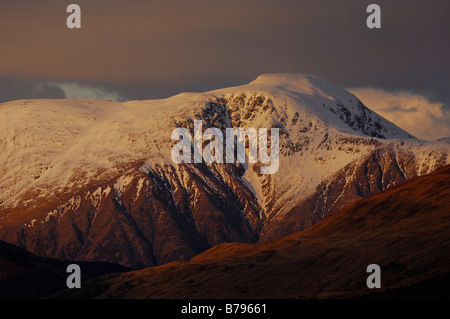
0;0;449;139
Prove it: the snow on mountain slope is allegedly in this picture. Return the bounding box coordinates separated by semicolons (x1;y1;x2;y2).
0;75;411;211
213;74;414;139
0;74;448;267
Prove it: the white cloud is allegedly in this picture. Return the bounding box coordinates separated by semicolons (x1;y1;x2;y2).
349;88;450;141
48;82;126;102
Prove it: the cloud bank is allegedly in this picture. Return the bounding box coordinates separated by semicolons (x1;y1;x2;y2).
0;76;66;103
349;88;450;141
0;76;125;103
48;82;126;101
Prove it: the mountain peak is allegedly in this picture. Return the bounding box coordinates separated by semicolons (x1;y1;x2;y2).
249;73;349;98
211;73;415;140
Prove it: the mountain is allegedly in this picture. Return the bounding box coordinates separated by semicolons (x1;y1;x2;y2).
0;74;448;268
0;240;130;298
54;164;450;299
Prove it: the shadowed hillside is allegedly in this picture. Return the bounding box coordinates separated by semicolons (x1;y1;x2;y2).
0;241;131;298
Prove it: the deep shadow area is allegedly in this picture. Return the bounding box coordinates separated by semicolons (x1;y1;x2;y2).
0;240;133;299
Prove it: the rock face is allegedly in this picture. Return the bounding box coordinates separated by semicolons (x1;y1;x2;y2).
260;141;449;240
0;74;449;268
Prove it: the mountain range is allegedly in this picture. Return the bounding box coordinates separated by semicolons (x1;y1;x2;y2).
0;74;448;268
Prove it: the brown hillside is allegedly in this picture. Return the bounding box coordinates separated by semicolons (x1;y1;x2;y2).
55;165;450;298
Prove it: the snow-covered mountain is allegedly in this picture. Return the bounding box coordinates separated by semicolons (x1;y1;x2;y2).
0;74;448;267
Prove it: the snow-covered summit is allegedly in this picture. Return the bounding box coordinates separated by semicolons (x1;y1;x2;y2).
211;73;415;139
0;74;440;211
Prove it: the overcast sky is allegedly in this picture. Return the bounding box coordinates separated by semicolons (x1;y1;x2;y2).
0;0;449;139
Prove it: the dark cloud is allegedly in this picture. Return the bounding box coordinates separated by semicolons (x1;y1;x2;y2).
0;76;66;103
0;0;448;106
419;79;450;105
